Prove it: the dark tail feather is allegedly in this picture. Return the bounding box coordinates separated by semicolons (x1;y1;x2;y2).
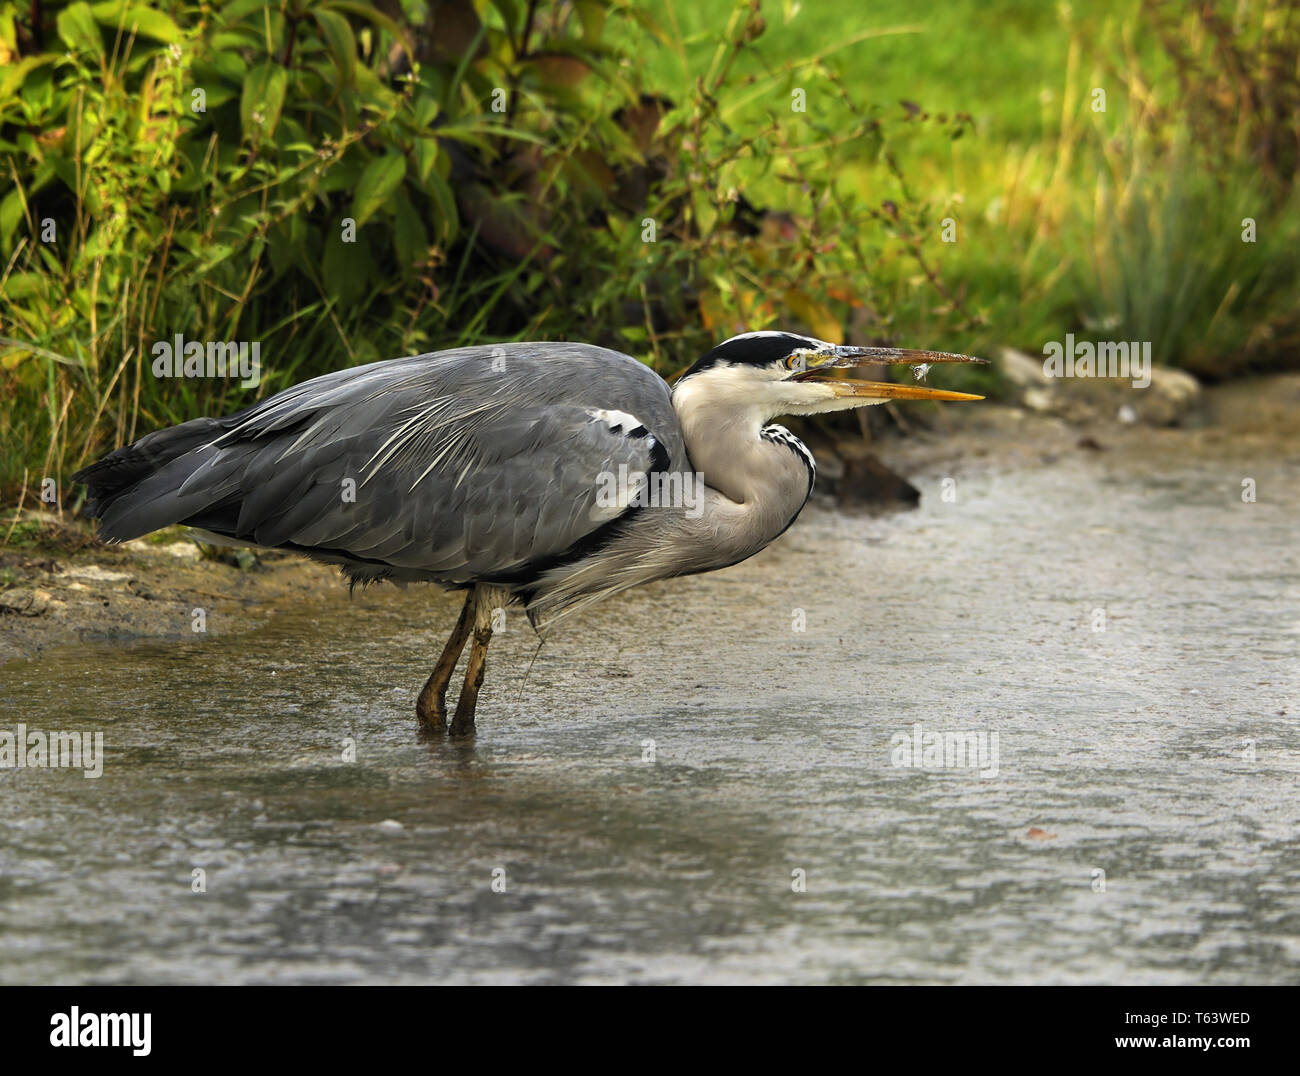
72;417;231;541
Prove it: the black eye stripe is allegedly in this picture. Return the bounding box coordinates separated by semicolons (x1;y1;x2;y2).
678;333;822;380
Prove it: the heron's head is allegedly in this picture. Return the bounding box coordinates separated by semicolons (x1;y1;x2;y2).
673;331;985;419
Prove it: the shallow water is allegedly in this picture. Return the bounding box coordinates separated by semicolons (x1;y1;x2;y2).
2;443;1298;984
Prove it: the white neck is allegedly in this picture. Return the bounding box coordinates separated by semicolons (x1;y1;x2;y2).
671;369;813;541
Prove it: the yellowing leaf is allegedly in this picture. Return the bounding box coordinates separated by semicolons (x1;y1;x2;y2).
784;289;842;343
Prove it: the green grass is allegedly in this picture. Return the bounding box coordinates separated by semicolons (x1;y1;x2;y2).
623;0;1156;180
600;1;1130;368
615;0;1297;373
636;0;1135;136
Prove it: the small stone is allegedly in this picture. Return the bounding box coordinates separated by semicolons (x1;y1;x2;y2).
0;589;49;616
997;347;1052;389
1022;387;1055;413
833;447;919;510
1138;366;1201;426
67;565;133;585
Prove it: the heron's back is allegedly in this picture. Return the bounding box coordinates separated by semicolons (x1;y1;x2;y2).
74;343;688;595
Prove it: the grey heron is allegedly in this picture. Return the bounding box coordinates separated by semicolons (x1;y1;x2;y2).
73;331;983;736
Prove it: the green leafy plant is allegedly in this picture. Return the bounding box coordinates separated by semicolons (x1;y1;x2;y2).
1;0;967;514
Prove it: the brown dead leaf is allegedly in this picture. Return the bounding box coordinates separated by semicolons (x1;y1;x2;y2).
531;54;592;90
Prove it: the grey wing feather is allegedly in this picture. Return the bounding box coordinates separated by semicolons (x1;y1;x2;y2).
83;343;684;586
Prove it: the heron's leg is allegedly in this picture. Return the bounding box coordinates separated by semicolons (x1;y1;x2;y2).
449;586;503;737
416;590;474;733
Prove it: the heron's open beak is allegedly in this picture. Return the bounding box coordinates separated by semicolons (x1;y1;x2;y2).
791;346;986;402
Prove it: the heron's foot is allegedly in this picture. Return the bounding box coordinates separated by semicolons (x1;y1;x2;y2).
415;691;448;735
449;625;491;737
415;590;476;735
